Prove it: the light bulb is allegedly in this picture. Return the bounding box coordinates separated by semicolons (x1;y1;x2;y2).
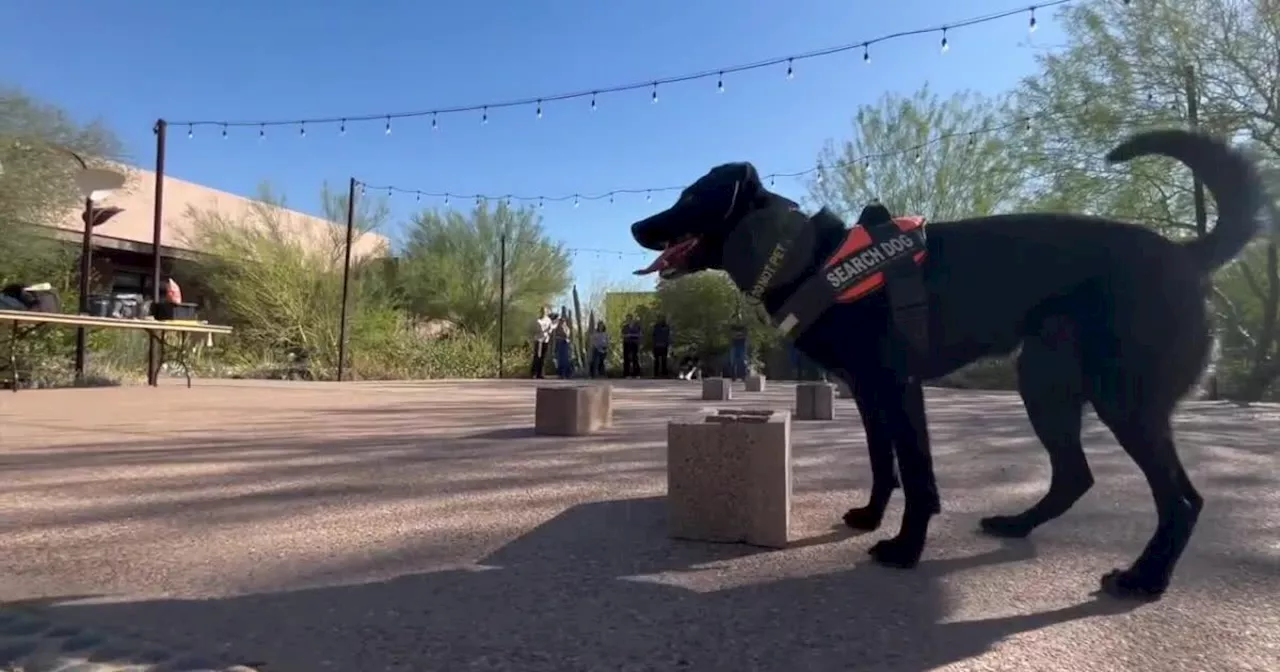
259;125;265;141
432;113;438;130
536;100;543;119
339;119;346;135
651;83;658;104
717;72;724;93
482;107;488;125
591;93;597;111
187;125;193;139
384;117;392;135
941;29;950;53
786;59;794;79
299;123;306;137
221;124;228;139
574;196;580;208
1029;8;1038;32
863;45;870;64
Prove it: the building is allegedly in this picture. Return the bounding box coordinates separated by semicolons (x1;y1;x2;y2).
42;162;389;299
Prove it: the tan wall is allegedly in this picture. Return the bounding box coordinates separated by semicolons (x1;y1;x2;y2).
51;162;390;260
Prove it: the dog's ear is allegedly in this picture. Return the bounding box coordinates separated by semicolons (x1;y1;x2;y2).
705;162;765;221
713;162;764;192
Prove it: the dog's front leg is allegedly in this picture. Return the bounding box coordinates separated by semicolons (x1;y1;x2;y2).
843;385;899;532
867;378;940;569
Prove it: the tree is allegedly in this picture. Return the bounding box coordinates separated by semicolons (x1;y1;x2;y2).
0;87;122;288
184;183;401;375
1010;0;1280;399
398;200;571;345
655;271;776;369
809;86;1030;222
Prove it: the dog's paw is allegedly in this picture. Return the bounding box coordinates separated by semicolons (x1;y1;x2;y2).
842;506;884;531
978;515;1034;539
867;537;923;569
1100;568;1167;602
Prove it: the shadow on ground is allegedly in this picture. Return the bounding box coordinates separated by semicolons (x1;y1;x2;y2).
28;497;1139;672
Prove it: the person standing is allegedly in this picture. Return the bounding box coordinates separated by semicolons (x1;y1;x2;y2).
589;320;610;378
529;306;552;379
552;313;574;378
651;315;671;378
621;314;642;378
728;319;749;380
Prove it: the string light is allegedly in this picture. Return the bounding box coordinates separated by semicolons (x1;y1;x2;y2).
187;125;193;139
170;1;1074;134
354;97;1152;208
1029;6;1038;32
299;122;306;138
258;124;265;141
567;246;651;259
717;72;725;93
482;106;489;124
221;123;228;139
432;112;438;130
536;100;543;119
340;119;346;135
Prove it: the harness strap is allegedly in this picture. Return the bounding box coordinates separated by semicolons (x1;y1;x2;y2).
768;206;930;379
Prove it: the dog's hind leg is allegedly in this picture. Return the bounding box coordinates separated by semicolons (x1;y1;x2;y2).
981;319;1094;538
1091;403;1203;600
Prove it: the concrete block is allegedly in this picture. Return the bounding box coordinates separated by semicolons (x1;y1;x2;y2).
744;374;767;392
795;382;836;421
534;385;612;436
701;377;732;401
667;409;792;548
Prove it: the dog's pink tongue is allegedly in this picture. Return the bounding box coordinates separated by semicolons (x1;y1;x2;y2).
634;251;672;275
634;239;697;275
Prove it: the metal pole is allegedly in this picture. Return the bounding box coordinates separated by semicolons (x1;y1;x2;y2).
1184;65;1208;237
498;231;507;378
1184;64;1218;399
337;177;357;382
73;196;94;382
146;119;168;386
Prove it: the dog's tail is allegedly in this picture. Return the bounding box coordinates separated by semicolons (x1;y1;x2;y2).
1106;129;1268;274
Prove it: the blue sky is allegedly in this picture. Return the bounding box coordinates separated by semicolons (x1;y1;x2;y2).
2;0;1063;295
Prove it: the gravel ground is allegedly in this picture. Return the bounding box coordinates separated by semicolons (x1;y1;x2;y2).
0;379;1276;671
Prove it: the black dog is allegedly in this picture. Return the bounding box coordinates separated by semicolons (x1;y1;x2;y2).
630;129;1268;600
